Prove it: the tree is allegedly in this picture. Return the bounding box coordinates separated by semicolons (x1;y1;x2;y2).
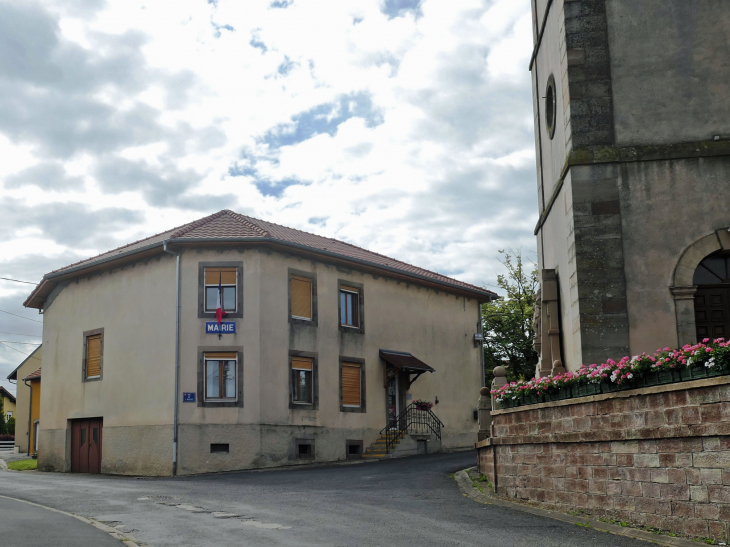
482;249;539;386
6;417;15;436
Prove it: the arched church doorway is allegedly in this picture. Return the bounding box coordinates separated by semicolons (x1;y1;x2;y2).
693;251;730;340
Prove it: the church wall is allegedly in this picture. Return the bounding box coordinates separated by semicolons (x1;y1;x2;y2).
606;0;730;147
618;157;730;356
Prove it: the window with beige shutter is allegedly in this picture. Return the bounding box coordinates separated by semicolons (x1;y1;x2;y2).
85;334;102;379
204;267;237;312
291;356;313;404
341;363;361;407
290;275;312;320
204;352;238;401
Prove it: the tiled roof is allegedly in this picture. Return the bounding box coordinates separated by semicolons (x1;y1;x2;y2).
40;210;494;298
0;385;16;404
23;366;41;381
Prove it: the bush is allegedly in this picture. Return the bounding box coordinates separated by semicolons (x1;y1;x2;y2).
0;434;14;441
6;417;15;436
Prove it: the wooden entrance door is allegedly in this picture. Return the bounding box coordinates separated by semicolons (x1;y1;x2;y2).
71;419;102;473
695;287;730;340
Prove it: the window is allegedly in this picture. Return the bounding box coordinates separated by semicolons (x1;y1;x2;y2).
291;357;313;404
210;443;229;454
340;286;360;328
198;262;243;319
341;362;362;408
290;275;313;320
295;438;314;460
346;440;363;460
204;267;237;313
6;412;11;419
204;352;238;402
83;328;104;381
545;74;557;139
197;346;243;407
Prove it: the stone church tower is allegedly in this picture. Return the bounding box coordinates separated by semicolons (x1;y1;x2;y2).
530;0;730;374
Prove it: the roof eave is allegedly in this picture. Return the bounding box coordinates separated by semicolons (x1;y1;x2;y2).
167;237;497;300
24;237;497;308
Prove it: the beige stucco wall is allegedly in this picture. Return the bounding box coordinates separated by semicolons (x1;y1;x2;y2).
37;245;482;475
177;248;482;474
38;255;177;475
10;346;41;453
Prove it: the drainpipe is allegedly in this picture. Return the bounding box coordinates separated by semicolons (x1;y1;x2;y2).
163;241;181;476
478;302;486;388
23;379;32;456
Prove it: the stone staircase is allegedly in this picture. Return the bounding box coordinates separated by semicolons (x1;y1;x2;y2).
362;431;405;459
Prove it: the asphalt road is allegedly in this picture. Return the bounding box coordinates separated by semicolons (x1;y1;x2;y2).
0;451;649;547
0;496;121;547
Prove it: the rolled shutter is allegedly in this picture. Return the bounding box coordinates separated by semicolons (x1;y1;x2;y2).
205;352;238;360
292;357;313;371
205;268;237;285
291;276;312;319
86;335;102;378
341;363;361;407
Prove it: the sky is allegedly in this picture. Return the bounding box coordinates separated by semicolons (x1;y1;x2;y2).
0;0;536;395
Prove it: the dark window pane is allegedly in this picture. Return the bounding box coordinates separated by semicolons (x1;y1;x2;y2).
223;361;236;398
205;287;218;311
292;369;312;403
340;292;346;324
223;286;236;311
206;361;220;399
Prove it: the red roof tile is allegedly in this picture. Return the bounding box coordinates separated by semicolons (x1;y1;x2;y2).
23;366;41;381
35;210;494;299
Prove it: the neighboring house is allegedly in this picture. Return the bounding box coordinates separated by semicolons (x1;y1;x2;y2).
1;386;16;420
23;367;41;455
24;210;496;476
6;346;42;454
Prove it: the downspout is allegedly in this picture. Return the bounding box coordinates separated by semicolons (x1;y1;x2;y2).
163;241;181;476
479;301;486;388
23;379;31;456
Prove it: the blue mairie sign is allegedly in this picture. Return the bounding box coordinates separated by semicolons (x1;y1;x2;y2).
206;321;236;334
183;392;196;403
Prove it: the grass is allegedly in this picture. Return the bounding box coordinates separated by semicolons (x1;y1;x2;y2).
7;459;37;471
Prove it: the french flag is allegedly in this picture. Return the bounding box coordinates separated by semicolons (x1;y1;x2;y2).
216;273;227;325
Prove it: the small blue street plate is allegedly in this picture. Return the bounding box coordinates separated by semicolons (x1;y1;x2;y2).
183;392;196;403
206;321;236;334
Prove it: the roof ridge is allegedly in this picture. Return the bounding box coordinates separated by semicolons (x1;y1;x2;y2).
170;209;230;238
224;210;270;237
230;212;485;292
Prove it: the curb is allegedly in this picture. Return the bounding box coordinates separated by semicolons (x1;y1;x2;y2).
453;469;700;547
0;495;142;546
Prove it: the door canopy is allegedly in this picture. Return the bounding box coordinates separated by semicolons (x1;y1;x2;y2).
379;349;434;388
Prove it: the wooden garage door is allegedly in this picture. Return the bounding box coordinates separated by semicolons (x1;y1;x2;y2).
695;287;730;340
71;419;103;474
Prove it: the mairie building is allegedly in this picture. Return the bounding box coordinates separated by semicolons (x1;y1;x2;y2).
24;210;494;475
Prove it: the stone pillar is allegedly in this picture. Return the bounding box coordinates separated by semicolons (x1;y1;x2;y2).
490;366;508;414
671;286;698;346
538;270;564;376
478;387;492;441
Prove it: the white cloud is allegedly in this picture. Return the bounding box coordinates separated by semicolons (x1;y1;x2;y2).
0;0;538;386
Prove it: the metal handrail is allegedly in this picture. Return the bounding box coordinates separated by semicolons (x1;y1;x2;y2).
379;403;444;454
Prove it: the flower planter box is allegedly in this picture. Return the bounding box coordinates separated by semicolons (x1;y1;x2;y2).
601;382;633;394
574;384;601;397
524;395;540;406
499;399;520;410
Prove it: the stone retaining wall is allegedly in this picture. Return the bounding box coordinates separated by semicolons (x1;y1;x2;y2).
476;377;730;541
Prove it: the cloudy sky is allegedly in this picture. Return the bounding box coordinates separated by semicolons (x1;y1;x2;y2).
0;0;536;394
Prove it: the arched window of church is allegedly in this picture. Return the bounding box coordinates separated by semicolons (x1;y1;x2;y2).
693;251;730;340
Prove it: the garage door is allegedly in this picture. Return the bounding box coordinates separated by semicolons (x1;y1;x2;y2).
71;419;102;474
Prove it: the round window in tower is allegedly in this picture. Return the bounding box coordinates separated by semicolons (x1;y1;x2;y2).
545;75;557;139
